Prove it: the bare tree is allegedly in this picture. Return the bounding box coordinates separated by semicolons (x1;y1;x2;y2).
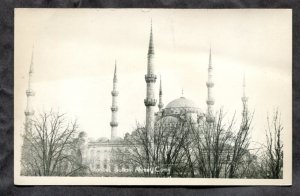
124;109;257;178
124;115;194;177
21;111;89;176
260;109;283;179
123;123;153;176
237;151;261;178
228;110;253;178
154;114;194;177
191;110;234;178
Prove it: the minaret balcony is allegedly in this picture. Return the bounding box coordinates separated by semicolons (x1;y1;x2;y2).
144;98;157;106
111;106;118;112
241;97;248;102
206;115;215;123
242;110;248;117
147;50;154;56
145;74;157;83
206;82;214;88
158;103;164;109
110;121;118;127
26;90;35;96
111;91;119;96
206;99;215;105
24;110;35;116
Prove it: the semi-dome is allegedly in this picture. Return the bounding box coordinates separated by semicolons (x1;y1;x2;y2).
96;137;109;142
165;97;199;109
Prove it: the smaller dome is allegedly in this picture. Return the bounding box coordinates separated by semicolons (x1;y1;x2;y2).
88;137;95;142
156;116;179;128
159;116;178;124
78;131;87;138
111;137;123;142
96;137;109;142
165;97;199;109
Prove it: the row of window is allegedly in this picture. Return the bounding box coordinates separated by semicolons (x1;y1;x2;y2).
92;162;130;171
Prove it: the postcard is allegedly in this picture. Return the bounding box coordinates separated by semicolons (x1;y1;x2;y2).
14;8;292;185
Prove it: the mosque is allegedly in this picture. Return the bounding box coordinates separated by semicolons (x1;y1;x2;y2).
23;24;248;174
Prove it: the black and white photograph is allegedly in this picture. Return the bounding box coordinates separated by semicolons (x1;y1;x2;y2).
14;9;292;185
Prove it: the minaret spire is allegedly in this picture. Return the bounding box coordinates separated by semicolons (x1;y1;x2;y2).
144;21;157;133
110;60;119;140
113;60;117;82
241;73;248;118
158;75;164;111
25;48;35;133
148;19;154;55
209;46;212;69
206;46;215;123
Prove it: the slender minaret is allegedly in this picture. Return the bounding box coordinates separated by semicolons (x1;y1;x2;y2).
110;61;119;140
158;76;164;111
206;47;215;123
24;50;35;133
144;22;157;133
241;73;248;118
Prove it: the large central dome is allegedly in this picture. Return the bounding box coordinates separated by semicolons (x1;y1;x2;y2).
161;96;203;117
157;96;204;123
165;97;199;109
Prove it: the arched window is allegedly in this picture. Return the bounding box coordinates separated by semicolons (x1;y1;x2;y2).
90;149;94;157
96;164;100;169
118;164;122;171
103;159;107;170
96;150;100;159
110;164;115;173
90;149;95;163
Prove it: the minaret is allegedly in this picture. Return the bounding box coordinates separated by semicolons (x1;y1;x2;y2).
144;22;157;133
110;61;119;140
24;50;35;133
241;73;248;118
206;47;215;123
158;76;163;111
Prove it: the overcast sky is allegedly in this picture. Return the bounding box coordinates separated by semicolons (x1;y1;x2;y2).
15;9;291;148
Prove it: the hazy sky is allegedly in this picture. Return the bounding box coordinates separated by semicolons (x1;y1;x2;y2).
15;9;292;148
